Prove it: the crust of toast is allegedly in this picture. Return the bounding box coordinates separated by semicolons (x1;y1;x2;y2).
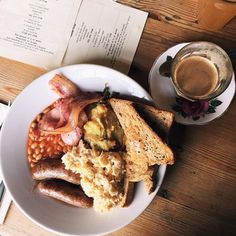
134;103;174;141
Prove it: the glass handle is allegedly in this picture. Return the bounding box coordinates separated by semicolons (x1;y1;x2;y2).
159;56;173;77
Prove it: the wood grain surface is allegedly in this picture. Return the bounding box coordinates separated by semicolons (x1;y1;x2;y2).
0;0;236;236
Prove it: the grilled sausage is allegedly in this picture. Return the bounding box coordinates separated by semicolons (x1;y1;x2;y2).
32;159;81;185
37;179;93;208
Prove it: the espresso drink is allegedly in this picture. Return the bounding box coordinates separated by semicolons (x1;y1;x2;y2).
174;55;219;98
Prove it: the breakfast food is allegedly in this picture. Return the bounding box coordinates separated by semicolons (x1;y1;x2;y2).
32;159;81;185
62;140;127;212
27;74;174;212
37;179;93;208
134;102;174;141
109;99;174;193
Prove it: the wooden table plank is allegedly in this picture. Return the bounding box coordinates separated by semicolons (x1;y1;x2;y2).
112;196;236;236
0;1;236;236
150;96;236;234
0;57;46;103
0;204;57;236
117;0;236;39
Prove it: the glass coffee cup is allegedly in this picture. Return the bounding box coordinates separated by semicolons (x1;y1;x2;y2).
170;41;233;102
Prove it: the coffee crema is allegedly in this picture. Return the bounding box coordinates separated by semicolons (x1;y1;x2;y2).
174;55;219;98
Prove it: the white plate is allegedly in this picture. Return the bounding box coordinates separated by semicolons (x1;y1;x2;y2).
0;64;166;236
149;43;236;125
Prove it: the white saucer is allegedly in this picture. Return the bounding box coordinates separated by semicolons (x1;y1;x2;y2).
148;43;236;125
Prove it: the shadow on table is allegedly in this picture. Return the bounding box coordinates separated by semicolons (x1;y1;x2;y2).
157;122;187;198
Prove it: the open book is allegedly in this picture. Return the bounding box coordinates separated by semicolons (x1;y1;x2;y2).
0;0;148;74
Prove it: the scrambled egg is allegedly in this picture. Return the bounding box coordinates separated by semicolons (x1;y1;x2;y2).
62;140;125;212
83;104;124;151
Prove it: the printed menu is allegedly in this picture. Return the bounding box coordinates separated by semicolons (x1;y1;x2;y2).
0;0;148;73
0;0;82;69
63;0;148;74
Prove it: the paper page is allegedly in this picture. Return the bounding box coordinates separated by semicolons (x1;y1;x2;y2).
63;0;148;74
0;0;82;69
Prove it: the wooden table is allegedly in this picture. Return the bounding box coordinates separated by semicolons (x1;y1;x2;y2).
0;1;236;235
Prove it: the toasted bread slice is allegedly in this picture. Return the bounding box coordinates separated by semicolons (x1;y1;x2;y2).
109;98;174;165
109;98;174;193
134;103;174;141
134;103;174;192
